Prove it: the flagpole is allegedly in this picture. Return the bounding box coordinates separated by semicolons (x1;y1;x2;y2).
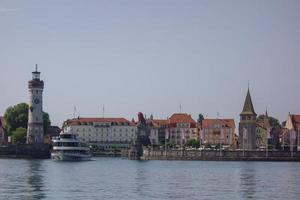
290;130;293;157
266;128;268;158
165;129;168;158
282;131;285;151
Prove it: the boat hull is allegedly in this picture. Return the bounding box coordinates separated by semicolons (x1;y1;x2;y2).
51;152;92;161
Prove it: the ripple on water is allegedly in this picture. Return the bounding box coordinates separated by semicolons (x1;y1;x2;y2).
0;158;300;200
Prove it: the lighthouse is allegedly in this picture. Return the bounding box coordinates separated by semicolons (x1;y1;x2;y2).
27;65;44;144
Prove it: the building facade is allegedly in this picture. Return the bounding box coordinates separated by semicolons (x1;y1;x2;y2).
148;119;168;145
201;119;235;148
255;111;271;149
64;118;137;150
239;88;257;150
27;66;44;144
44;126;61;144
167;113;198;146
283;114;300;150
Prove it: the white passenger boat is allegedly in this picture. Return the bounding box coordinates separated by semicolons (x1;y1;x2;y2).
51;133;92;161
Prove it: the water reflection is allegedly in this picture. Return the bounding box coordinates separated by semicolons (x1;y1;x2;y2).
239;163;257;199
26;161;46;200
134;162;149;198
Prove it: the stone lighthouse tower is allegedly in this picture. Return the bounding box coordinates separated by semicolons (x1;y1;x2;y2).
27;65;44;144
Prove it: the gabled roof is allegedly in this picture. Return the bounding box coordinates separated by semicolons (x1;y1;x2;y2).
202;119;235;129
241;88;257;115
45;126;61;137
169;113;196;124
291;114;300;129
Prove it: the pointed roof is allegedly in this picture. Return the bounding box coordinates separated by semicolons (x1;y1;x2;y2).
241;88;256;115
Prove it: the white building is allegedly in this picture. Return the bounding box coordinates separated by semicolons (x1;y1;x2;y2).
64;118;137;150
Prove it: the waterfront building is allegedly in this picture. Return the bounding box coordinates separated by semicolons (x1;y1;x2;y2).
0;117;6;144
201;119;235;148
256;111;271;149
239;88;257;150
167;113;198;146
64;117;137;150
148;119;168;145
27;65;44;144
283;113;300;150
44;126;61;144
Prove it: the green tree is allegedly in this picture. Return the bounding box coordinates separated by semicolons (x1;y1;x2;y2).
4;103;51;135
43;112;51;133
186;139;200;148
197;113;204;124
11;127;27;144
4;103;28;135
257;115;281;128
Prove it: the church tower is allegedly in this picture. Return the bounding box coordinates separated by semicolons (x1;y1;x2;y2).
27;65;44;144
239;87;257;150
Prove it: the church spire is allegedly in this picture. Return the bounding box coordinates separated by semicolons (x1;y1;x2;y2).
241;87;256;115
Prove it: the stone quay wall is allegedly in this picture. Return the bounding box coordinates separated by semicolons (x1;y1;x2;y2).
141;148;300;161
0;144;50;159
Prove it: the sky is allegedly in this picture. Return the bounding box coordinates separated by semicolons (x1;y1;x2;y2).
0;0;300;127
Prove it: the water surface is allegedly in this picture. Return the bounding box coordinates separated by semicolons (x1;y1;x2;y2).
0;158;299;200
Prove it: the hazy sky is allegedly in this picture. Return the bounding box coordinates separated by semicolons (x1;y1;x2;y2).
1;0;300;126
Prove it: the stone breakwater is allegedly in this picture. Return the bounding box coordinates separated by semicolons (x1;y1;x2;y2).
139;149;300;161
0;144;50;159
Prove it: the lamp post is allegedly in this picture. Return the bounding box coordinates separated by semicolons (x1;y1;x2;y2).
297;129;300;151
219;129;223;158
165;129;169;158
266;128;270;158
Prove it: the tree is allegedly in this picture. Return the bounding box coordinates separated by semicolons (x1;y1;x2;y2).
11;127;27;144
4;103;51;136
150;114;154;120
257;115;281;128
186;139;200;148
197;113;204;124
4;103;28;135
43;112;51;134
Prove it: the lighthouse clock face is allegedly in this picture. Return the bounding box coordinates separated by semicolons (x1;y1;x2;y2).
34;98;40;104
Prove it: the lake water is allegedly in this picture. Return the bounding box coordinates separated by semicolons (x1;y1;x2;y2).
0;157;300;200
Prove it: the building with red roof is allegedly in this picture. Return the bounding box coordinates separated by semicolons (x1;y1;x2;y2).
167;113;198;145
148;119;169;145
201;118;236;148
64;117;137;150
283;113;300;150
